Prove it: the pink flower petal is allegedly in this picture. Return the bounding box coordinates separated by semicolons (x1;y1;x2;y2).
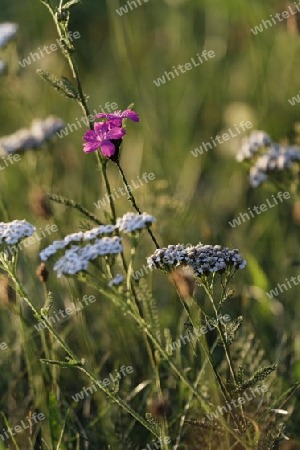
107;127;126;140
100;141;116;157
83;130;97;141
83;141;101;153
94;121;109;133
122;110;139;122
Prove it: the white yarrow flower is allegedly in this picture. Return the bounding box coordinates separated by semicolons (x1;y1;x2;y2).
41;235;123;277
147;243;246;276
0;116;65;155
0;23;18;48
108;274;124;286
0;220;35;245
238;131;300;187
237;130;272;162
116;212;156;233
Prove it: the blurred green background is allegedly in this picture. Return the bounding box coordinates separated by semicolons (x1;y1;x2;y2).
1;0;300;448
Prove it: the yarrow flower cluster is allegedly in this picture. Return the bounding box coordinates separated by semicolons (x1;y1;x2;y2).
0;220;35;245
147;243;246;277
40;224;117;261
83;109;139;158
52;237;123;277
236;131;272;162
237;130;300;187
0;116;65;156
116;212;156;233
40;212;153;277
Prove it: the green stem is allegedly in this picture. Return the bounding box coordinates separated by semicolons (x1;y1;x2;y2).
201;278;247;430
125;307;249;447
101;161;116;221
9;268;78;361
40;1;119;224
202;280;239;387
127;243;158;375
3;261;159;438
116;162;160;249
84;278;250;448
174;338;219;449
76;365;160;438
174;288;239;429
42;284;57;393
47;194;103;225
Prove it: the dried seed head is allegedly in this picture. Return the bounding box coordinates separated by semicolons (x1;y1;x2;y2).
170;266;195;299
148;395;172;419
292;201;300;225
286;3;300;35
0;277;16;305
36;263;49;282
28;188;53;220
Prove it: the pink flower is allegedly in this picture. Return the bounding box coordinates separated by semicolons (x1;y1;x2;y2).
83;122;125;157
94;109;139;127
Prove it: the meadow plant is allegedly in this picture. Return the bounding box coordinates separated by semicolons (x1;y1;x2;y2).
0;117;65;155
0;22;17;77
0;23;18;49
237;130;300;188
0;1;299;449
